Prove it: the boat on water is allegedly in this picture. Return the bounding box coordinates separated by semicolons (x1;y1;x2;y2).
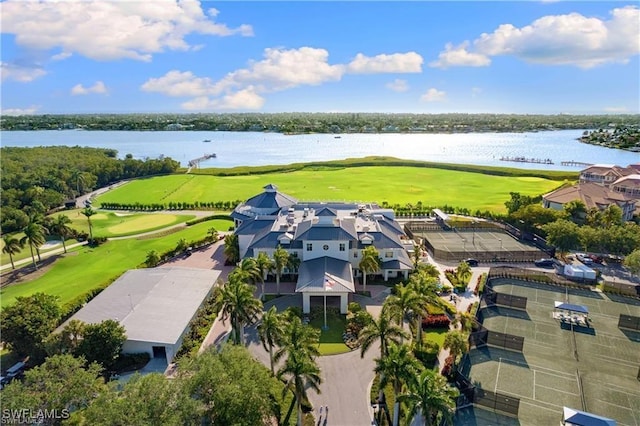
203;139;211;143
334;136;342;139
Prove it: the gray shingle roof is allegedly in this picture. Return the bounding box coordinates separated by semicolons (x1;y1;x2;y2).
296;257;354;293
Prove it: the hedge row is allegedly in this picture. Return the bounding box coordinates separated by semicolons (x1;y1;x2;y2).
185;214;234;226
175;294;219;359
422;314;451;328
100;200;243;211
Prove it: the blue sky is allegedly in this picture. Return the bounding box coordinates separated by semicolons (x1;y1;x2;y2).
1;1;638;115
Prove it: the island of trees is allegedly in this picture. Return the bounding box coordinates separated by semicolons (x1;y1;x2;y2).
2;112;639;134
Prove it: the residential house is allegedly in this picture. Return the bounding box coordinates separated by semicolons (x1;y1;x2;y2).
542;182;637;221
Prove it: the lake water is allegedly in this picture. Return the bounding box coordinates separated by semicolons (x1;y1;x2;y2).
1;129;638;170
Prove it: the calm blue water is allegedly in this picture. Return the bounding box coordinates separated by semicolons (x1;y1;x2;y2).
1;130;638;170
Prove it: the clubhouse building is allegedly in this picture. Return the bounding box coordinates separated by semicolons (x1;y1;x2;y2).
231;184;413;313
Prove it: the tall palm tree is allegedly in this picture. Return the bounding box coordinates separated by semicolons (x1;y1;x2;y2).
359;306;408;361
20;221;47;269
399;369;459;426
408;271;440;345
416;262;440;279
443;330;469;367
2;234;24;270
272;245;289;296
385;284;422;343
213;273;263;345
375;343;424;426
258;306;284;376
81;207;96;243
359;245;380;293
455;261;472;287
452;311;475;334
48;214;73;253
255;252;274;301
277;349;322;426
275;316;321;362
70;169;86;198
412;244;423;271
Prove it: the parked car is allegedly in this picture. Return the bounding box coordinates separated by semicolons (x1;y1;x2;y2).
464;258;479;267
575;253;593;265
534;258;555;268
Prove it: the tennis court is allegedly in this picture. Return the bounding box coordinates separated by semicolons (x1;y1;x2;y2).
414;229;544;262
458;279;640;426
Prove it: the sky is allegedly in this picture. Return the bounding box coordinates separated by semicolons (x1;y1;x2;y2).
1;1;639;115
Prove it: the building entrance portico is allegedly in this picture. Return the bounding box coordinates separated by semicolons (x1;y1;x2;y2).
296;257;354;314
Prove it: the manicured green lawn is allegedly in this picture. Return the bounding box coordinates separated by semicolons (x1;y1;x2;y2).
423;328;448;347
0;222;215;309
96;167;564;213
49;209;196;238
309;312;350;355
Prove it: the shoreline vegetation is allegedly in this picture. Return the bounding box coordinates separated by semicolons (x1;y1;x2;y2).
578;125;640;152
2;112;639;134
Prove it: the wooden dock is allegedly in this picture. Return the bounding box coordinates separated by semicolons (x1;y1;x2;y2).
560;161;593;167
188;153;217;169
499;156;554;165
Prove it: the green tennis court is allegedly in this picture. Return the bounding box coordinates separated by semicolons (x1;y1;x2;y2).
458;279;640;426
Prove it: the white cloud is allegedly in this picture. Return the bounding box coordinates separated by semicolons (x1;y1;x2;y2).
0;0;253;62
71;81;108;95
347;52;423;74
0;105;40;116
386;79;409;92
1;62;46;82
432;6;640;68
429;43;491;69
142;47;427;110
182;87;265;110
420;88;447;102
141;71;216;97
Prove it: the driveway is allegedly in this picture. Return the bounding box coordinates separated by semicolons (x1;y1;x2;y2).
245;295;379;426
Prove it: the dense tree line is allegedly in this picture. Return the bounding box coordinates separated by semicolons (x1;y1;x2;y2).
505;193;640;256
2;112;638;133
0;146;180;233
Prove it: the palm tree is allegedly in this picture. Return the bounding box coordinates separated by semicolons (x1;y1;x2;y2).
223;234;239;264
237;257;261;284
81;207;96;243
452;311;475;334
258;306;284;376
20;221;47;269
412;244;423;271
61;319;86;353
2;234;24;270
443;330;469;367
213;273;263;345
385;284;422;343
48;214;73;253
277;349;322;426
70;169;86;198
399;369;459;426
455;261;472;287
359;306;408;361
275;316;321;361
359;245;380;293
375;343;424;426
416;262;440;279
408;271;440;346
272;245;289;296
255;252;274;301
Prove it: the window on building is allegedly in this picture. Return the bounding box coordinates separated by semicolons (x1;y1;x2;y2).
354;252;358;258
306;243;313;251
323;244;329;251
385;251;393;258
339;243;345;251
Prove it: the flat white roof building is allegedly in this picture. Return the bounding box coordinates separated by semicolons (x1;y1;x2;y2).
60;267;220;364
